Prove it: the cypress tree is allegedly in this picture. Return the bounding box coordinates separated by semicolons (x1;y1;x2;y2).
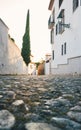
21;9;31;66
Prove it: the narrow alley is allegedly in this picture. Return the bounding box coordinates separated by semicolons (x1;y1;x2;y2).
0;75;81;130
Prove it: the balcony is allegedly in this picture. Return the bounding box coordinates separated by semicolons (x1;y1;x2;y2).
48;15;55;29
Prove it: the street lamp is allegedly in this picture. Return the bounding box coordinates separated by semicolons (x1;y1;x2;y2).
57;17;70;28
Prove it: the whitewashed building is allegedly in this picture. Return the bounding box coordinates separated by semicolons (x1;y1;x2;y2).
28;55;36;75
48;0;81;75
45;53;51;75
0;18;28;74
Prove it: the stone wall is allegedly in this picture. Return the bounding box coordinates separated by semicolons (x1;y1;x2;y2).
0;18;28;75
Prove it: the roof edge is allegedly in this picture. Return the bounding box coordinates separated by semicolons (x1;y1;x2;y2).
0;18;9;29
48;0;54;10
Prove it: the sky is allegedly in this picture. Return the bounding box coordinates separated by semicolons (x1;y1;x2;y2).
0;0;51;62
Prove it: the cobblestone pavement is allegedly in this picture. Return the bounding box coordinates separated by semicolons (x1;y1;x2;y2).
0;75;81;130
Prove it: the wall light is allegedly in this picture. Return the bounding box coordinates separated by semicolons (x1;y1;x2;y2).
57;17;70;28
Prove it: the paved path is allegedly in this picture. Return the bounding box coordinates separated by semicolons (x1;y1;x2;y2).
0;75;81;130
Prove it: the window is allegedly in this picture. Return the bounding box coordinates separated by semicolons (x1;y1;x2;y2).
61;43;67;56
59;0;63;8
64;42;66;54
57;9;65;34
52;50;54;60
59;22;62;34
50;28;54;44
59;9;65;33
48;8;55;29
56;23;60;35
51;9;55;23
61;45;63;55
56;24;58;35
73;0;79;12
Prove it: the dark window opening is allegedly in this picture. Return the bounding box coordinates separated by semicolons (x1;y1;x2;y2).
61;45;63;55
73;0;79;12
59;0;63;8
51;28;54;44
56;24;58;35
64;42;66;54
52;50;54;60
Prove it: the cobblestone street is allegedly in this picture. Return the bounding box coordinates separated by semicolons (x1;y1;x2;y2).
0;75;81;130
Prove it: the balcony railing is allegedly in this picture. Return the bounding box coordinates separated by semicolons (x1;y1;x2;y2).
48;15;55;29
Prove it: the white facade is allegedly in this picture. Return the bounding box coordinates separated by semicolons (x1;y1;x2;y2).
28;63;36;75
0;18;28;74
28;55;36;75
0;18;9;68
48;0;81;75
45;54;51;75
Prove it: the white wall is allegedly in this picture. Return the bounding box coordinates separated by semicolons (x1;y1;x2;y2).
0;19;9;66
0;19;28;74
7;38;28;74
45;62;50;75
28;63;36;75
49;0;81;74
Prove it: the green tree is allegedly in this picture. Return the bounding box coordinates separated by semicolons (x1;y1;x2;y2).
21;9;31;66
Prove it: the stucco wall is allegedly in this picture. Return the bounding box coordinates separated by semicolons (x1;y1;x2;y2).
51;56;81;75
49;0;81;75
7;38;28;74
0;19;28;74
45;62;51;75
0;19;9;67
54;0;81;66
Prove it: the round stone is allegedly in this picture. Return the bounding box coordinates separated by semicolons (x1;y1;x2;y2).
0;110;15;130
25;122;61;130
12;100;24;106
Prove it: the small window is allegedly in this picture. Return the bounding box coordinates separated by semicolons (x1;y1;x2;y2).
52;50;54;60
59;0;63;8
64;42;66;54
61;43;67;56
50;28;54;44
73;0;79;12
61;45;63;55
59;22;62;34
56;24;58;35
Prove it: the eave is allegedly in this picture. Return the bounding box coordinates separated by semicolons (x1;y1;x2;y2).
48;0;54;10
